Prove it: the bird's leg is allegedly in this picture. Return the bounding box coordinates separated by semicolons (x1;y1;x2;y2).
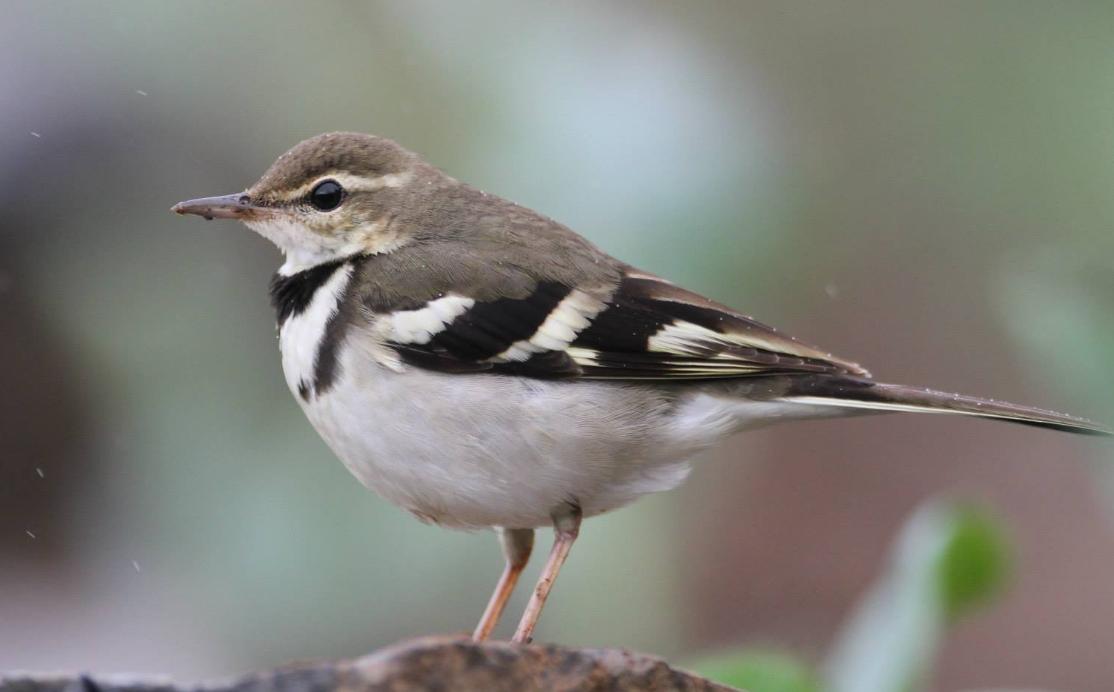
472;527;534;641
512;505;582;644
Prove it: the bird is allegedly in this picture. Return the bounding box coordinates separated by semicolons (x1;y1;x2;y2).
173;132;1108;644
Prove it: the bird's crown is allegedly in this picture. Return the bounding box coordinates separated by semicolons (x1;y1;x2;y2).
249;132;417;205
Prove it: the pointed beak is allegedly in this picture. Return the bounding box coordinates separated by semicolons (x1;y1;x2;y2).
171;193;267;221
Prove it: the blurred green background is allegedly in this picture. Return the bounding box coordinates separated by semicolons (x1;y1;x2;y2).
2;2;1113;690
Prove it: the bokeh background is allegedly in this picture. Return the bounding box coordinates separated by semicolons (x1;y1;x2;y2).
3;2;1113;690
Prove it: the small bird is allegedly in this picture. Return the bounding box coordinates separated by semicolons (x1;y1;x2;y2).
173;132;1107;643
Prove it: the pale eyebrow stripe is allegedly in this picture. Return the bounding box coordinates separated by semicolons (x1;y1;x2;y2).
270;171;413;202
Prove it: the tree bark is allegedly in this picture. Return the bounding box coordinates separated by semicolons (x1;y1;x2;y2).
0;636;737;692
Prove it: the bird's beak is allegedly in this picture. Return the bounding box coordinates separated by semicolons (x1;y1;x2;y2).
171;193;268;221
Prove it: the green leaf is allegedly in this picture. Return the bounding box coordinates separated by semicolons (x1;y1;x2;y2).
825;499;1011;692
690;650;821;692
937;506;1010;621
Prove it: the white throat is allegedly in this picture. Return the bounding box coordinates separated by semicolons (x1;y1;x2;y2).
245;217;403;276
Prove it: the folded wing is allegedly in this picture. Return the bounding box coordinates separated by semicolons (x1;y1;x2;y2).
382;267;868;381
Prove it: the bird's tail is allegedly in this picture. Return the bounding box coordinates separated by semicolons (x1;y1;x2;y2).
780;376;1110;436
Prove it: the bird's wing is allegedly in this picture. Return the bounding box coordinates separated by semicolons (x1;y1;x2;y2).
379;266;869;381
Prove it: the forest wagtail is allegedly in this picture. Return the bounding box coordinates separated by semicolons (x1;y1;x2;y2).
173;132;1107;643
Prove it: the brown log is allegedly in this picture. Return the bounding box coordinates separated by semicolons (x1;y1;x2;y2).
0;636;738;692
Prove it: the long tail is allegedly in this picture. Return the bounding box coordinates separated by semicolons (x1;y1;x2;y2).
782;376;1110;436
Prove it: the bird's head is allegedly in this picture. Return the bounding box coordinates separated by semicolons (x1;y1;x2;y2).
173;132;424;273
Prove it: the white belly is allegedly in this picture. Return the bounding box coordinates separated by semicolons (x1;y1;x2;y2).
290;342;732;529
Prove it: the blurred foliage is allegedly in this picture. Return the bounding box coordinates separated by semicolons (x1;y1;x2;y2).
694;500;1011;692
997;250;1114;513
937;506;1010;622
825;500;1011;692
691;649;820;692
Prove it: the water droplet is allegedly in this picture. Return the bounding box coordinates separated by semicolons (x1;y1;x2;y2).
29;131;41;138
35;467;44;478
132;560;141;573
25;530;36;539
135;89;148;96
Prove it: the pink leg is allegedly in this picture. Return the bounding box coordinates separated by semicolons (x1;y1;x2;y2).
512;506;582;643
473;528;534;641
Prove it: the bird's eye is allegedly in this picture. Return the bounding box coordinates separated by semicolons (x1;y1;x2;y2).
309;180;344;211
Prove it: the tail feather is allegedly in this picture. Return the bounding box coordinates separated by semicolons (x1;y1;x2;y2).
783;377;1110;436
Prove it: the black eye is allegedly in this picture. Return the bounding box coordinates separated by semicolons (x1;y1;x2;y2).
309;180;344;211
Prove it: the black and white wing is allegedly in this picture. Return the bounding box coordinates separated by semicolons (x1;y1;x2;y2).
381;267;869;381
371;267;1113;435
